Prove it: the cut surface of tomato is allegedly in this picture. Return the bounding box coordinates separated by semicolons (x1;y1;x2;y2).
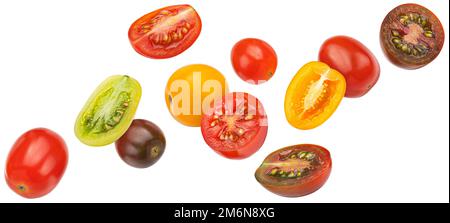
201;92;268;159
380;3;445;69
284;61;346;130
129;5;202;59
255;144;332;197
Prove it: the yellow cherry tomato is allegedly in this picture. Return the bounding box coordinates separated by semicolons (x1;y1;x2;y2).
165;64;229;127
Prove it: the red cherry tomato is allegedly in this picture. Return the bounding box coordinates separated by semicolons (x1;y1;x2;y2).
231;38;277;84
128;5;202;59
319;36;380;98
5;128;68;199
201;92;268;159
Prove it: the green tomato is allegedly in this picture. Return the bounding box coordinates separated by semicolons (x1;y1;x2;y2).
75;75;142;146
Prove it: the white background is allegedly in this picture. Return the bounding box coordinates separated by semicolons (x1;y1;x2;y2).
0;0;448;203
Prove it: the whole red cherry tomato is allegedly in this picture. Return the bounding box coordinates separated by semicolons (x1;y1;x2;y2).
319;36;380;98
5;128;68;199
231;38;277;84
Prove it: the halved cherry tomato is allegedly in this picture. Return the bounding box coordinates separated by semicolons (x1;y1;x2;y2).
380;3;445;69
319;36;380;98
231;38;278;84
128;5;202;59
5;128;68;199
284;61;346;130
255;144;332;197
201;92;268;159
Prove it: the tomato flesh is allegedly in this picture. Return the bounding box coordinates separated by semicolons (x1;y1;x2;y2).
75;75;142;146
284;61;346;130
255;144;332;197
319;36;380;98
201;92;268;159
129;5;202;59
231;38;278;84
380;3;445;69
5;128;68;199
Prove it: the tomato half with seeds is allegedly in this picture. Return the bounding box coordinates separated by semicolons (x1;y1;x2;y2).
284;61;346;130
255;144;331;197
231;38;278;84
319;36;380;98
5;128;68;199
380;3;445;69
201;92;268;159
129;4;202;59
75;75;142;146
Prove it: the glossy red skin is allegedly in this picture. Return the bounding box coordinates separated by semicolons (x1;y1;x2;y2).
128;5;202;59
5;128;68;199
201;92;268;159
255;144;332;197
231;38;277;84
319;36;380;98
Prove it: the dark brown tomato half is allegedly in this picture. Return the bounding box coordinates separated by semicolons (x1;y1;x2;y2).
115;119;166;168
255;144;332;197
128;5;202;59
380;3;445;69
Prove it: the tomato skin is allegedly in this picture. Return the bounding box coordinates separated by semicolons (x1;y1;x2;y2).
319;36;380;98
231;38;278;84
115;119;166;168
255;144;332;197
165;64;228;127
128;4;202;59
5;128;68;199
201;92;268;159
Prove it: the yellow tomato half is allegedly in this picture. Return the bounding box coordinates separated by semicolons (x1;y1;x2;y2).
285;61;346;130
165;64;229;127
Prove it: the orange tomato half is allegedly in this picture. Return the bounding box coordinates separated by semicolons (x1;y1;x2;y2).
284;61;346;130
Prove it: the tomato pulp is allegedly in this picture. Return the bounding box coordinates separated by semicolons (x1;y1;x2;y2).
201;92;268;159
380;3;445;69
284;61;346;130
255;144;332;197
129;5;202;59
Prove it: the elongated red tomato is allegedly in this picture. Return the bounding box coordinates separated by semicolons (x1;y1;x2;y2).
5;128;68;199
128;5;202;59
319;36;380;98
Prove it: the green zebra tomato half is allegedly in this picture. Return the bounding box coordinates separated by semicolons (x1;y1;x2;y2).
75;75;142;146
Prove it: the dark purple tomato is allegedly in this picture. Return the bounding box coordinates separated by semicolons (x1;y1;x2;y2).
115;119;166;168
